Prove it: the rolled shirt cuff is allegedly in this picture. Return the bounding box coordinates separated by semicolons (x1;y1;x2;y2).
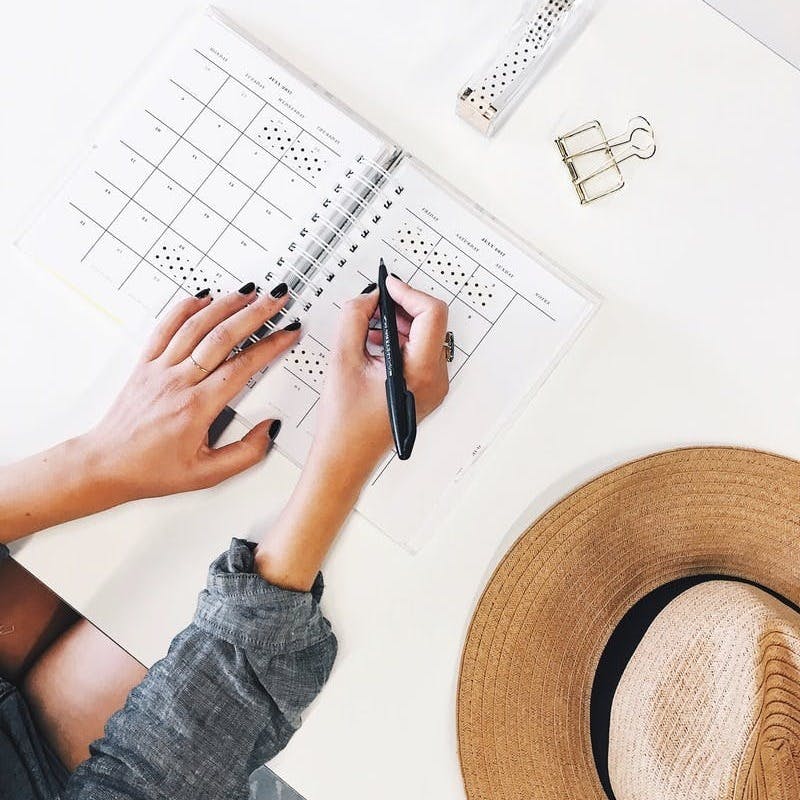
193;538;331;654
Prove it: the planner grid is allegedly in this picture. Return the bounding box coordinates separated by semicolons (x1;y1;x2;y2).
233;161;577;460
69;48;342;320
20;9;597;550
28;29;572;445
356;202;559;483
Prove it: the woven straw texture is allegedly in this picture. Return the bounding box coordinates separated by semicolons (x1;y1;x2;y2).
609;581;800;800
457;447;800;800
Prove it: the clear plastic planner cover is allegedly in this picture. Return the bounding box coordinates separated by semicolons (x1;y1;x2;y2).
18;7;599;551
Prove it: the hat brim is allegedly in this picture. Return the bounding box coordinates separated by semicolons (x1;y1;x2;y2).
457;447;800;800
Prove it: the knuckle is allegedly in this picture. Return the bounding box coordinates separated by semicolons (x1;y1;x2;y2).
182;387;205;413
233;348;257;375
341;297;361;316
180;315;204;340
138;344;158;362
431;298;449;323
412;367;449;404
169;383;204;415
214;352;255;389
178;295;197;314
148;318;170;343
144;322;170;354
243;440;263;463
161;298;193;330
157;367;186;395
257;291;282;312
208;325;233;350
411;371;434;396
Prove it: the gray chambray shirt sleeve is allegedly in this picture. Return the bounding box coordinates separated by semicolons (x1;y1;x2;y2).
63;538;337;800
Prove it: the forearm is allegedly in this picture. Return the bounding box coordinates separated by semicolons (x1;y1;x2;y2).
254;443;383;591
0;435;124;543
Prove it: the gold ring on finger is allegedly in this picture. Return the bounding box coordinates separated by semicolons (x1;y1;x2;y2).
189;354;210;374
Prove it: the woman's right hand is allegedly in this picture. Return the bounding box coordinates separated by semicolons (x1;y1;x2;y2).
308;275;450;485
254;276;449;590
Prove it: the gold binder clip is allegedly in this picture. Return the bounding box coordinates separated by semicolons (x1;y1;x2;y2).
555;116;656;204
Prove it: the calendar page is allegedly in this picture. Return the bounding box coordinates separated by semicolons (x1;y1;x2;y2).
19;9;598;551
236;156;598;551
19;10;393;330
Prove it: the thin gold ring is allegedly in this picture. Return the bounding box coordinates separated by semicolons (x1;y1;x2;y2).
444;331;455;362
189;354;210;374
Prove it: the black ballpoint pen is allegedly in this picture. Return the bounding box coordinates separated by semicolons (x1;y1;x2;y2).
378;258;417;460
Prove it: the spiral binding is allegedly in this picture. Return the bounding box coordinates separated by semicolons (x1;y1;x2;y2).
302;229;335;255
241;147;405;351
312;213;370;254
333;183;370;208
295;249;334;279
290;148;404;290
281;261;325;296
327;202;358;226
356;154;394;179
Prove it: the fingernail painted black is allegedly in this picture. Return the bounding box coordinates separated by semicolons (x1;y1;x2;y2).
391;272;401;280
361;282;377;294
283;320;301;331
270;282;288;298
195;288;211;298
268;419;282;440
238;281;256;294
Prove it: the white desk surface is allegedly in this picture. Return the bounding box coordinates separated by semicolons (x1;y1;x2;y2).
2;0;799;797
705;0;800;69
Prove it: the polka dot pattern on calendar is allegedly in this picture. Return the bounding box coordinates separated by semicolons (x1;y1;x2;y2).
388;219;439;265
423;244;472;293
56;45;347;328
284;337;329;390
286;135;331;178
373;209;524;382
18;12;592;549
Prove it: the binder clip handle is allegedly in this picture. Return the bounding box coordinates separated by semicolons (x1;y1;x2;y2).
555;115;656;204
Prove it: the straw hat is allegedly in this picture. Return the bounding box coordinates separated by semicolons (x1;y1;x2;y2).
609;580;800;799
457;446;800;800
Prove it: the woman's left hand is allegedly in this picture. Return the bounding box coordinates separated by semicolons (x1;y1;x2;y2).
1;283;300;542
84;284;300;504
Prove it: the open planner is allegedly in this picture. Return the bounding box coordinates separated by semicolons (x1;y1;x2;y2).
19;8;598;551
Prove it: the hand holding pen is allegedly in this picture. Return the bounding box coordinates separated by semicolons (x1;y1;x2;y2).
304;272;450;482
252;275;450;589
378;259;416;459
